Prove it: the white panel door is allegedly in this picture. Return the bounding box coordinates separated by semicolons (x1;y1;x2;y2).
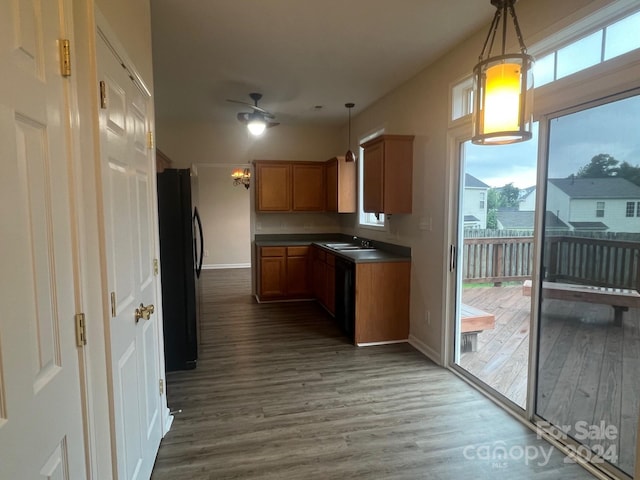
0;0;86;478
97;35;163;480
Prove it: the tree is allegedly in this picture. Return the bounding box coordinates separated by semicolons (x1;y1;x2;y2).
576;153;619;178
617;161;640;187
499;183;520;208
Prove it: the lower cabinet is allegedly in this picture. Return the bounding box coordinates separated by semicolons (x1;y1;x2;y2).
311;246;335;315
355;262;410;344
257;245;312;300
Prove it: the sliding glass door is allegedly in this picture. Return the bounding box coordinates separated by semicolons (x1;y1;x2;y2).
453;126;538;408
536;94;640;476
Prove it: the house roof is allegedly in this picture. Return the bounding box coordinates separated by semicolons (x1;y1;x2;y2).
519;186;536;199
549;177;640;199
464;215;480;223
465;174;490;189
569;221;609;231
496;210;568;229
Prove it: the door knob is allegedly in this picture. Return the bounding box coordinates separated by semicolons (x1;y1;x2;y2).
134;303;155;323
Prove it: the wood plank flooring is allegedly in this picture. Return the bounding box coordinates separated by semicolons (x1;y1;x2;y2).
151;269;595;479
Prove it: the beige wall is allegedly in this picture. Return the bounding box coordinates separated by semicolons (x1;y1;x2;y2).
95;0;154;86
155;120;345;265
197;165;251;267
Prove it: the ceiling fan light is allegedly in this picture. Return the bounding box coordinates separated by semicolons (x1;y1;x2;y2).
247;118;266;136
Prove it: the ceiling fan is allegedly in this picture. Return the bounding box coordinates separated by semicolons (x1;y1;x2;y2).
226;93;279;136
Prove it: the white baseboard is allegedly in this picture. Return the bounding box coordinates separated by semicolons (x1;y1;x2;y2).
202;263;251;270
357;339;408;347
408;334;442;365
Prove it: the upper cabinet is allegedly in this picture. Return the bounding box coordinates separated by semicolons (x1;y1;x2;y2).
325;156;356;213
361;135;414;215
255;161;291;211
292;163;325;211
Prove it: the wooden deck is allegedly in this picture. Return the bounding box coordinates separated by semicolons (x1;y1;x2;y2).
459;284;640;475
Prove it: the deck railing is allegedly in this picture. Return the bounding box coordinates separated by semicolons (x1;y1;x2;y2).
462;235;640;289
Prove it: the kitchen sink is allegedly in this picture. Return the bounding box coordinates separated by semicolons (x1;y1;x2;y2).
324;243;356;248
330;245;376;251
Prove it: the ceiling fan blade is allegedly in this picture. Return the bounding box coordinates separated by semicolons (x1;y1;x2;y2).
226;99;275;118
266;122;280;128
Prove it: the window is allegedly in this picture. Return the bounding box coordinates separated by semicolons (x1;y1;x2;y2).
636;202;640;217
451;5;640;112
596;201;605;217
626;202;635;217
479;192;485;209
358;130;386;229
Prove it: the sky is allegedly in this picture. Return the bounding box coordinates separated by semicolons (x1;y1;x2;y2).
464;94;640;189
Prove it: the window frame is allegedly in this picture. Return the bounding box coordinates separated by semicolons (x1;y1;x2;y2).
358;129;387;230
596;201;605;218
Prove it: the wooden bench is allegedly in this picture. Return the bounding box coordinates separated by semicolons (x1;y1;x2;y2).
460;303;495;352
522;279;640;326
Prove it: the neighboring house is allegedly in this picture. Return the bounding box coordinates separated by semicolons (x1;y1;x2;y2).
547;177;640;233
518;186;536;210
496;210;569;232
464;173;490;229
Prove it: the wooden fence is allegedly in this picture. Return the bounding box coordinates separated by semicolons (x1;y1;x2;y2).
462;235;640;289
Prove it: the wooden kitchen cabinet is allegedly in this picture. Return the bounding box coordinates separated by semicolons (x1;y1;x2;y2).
325;252;335;314
355;261;410;344
257;245;313;300
311;246;335;315
254;160;325;212
361;135;414;215
286;246;312;296
255;162;291;211
292;163;325;211
325;156;356;213
258;247;287;298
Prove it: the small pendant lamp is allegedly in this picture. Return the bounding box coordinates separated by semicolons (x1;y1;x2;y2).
472;0;534;145
345;103;356;162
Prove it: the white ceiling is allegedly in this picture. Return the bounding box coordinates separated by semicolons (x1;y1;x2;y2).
150;0;495;127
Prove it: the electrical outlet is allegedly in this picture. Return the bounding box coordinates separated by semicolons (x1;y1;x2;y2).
203;249;209;257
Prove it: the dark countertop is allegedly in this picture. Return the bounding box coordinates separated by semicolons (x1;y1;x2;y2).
254;234;411;264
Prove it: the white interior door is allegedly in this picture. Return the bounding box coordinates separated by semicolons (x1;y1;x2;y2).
97;35;163;480
0;0;87;478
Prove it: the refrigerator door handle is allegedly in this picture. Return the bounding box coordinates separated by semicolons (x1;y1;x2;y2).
193;207;204;278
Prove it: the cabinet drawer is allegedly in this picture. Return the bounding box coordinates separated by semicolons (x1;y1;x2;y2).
260;246;286;257
287;246;309;257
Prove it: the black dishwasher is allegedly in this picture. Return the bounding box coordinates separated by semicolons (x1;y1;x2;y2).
334;257;355;342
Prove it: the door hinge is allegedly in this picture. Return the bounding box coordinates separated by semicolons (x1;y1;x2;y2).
75;313;87;347
60;39;71;77
449;244;457;272
99;81;107;109
153;258;159;276
159;378;164;396
147;131;154;150
110;291;116;317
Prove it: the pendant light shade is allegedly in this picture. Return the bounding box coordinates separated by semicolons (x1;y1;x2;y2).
472;0;534;145
345;102;356;162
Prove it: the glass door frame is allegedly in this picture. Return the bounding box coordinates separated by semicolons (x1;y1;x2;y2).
445;122;542;417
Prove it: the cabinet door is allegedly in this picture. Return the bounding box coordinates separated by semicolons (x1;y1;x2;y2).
260;256;286;298
312;248;327;305
362;141;384;213
287;246;312;297
256;163;291;211
325;159;338;212
292;163;325;211
325;254;336;315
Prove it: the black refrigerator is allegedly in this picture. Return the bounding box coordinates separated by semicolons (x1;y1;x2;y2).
157;168;203;371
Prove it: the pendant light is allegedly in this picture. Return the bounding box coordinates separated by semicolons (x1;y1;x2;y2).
345;102;356;162
472;0;534;145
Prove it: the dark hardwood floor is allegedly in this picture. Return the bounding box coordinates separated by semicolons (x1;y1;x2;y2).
151;269;595;479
